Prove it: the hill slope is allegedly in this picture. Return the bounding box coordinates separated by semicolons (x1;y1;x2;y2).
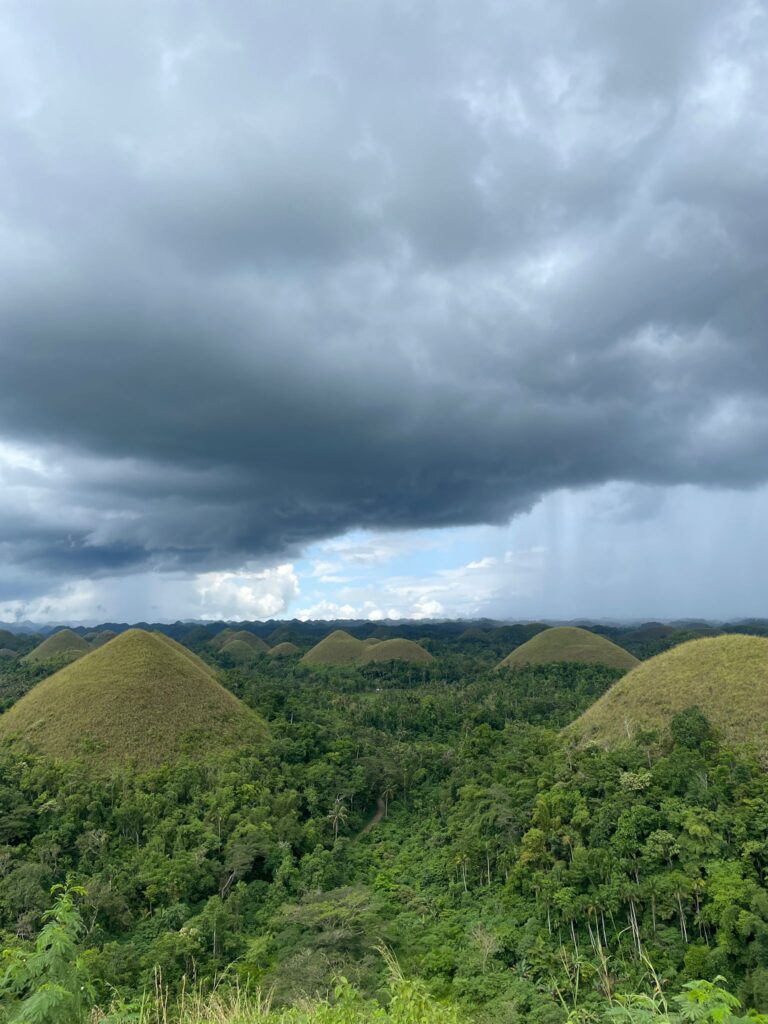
268;642;301;658
0;629;267;766
153;632;218;677
569;634;768;749
210;628;236;648
222;631;270;653
22;629;90;665
497;626;638;671
359;638;434;665
301;630;365;666
90;629;118;648
221;639;263;665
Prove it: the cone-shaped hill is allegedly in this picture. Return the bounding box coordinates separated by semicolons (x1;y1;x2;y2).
153;631;217;676
301;630;365;666
22;629;90;665
0;629;17;647
0;648;17;660
221;639;263;665
0;629;267;766
222;631;270;653
268;642;301;658
362;638;382;648
569;635;768;750
359;638;434;665
210;628;236;648
90;629;118;648
496;626;638;671
459;627;487;641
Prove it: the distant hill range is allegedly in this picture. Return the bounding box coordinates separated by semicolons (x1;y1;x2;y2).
2;617;768;666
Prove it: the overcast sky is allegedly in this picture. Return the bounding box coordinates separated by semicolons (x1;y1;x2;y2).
1;0;767;624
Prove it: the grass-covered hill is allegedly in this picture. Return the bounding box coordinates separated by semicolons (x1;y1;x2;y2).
497;625;639;671
220;638;264;664
222;630;270;653
362;637;382;647
153;630;218;676
359;638;434;664
21;628;90;665
267;641;301;658
301;630;365;666
0;629;267;766
0;648;17;660
210;628;237;648
459;626;487;641
569;633;768;750
90;629;117;648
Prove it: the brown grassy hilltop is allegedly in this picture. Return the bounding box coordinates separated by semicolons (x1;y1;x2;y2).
568;634;768;750
0;629;267;766
222;631;270;653
497;626;638;671
358;638;434;665
301;630;365;666
268;642;301;658
22;629;90;665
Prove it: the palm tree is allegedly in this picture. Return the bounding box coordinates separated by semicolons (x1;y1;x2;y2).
329;795;349;841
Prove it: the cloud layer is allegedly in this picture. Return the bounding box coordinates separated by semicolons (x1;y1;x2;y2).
1;0;767;610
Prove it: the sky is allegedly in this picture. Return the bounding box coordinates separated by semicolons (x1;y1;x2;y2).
0;0;767;624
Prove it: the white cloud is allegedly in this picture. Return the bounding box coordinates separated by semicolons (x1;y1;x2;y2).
318;532;442;567
0;580;100;624
310;560;339;577
466;556;497;569
292;546;549;621
195;563;299;620
0;562;302;625
293;599;362;620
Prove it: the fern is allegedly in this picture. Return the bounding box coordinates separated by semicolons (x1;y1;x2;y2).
0;880;95;1024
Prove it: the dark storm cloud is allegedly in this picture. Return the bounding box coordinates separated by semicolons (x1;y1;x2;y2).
0;0;767;586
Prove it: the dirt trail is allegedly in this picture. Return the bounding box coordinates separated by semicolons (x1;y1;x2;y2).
361;797;386;835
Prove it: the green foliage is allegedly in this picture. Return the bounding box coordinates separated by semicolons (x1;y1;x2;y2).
1;633;768;1020
670;709;717;751
0;880;94;1024
597;977;768;1024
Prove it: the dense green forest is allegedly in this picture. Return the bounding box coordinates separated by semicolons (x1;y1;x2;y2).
1;624;768;1022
